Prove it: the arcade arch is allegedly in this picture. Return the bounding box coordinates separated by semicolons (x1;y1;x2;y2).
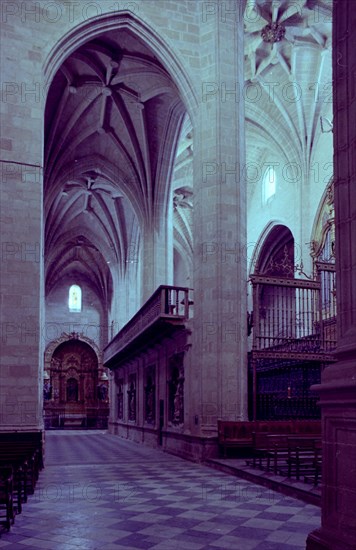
43;11;196;364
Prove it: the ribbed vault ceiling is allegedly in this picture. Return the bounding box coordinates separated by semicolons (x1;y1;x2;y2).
44;28;186;302
244;0;332;203
44;0;333;306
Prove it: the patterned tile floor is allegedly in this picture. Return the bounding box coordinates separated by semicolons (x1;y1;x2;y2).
0;431;321;549
206;458;321;507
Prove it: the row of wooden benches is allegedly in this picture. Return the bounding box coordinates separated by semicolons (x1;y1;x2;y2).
0;433;44;533
218;420;321;458
250;432;322;485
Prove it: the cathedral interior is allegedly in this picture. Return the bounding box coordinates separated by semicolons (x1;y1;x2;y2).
0;1;355;548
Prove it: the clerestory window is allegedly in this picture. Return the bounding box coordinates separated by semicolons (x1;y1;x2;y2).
262;166;276;204
69;284;82;312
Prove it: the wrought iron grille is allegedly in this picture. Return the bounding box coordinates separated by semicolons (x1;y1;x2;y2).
252;276;321;354
249;272;336;420
248;357;322;420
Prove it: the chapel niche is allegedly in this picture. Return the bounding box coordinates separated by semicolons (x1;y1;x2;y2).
44;337;109;428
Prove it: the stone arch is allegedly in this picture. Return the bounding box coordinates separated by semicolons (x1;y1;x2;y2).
43;10;198;305
45;335;100;404
249;221;295;276
44;333;109;428
247;220;284;275
43;11;198;121
44;332;102;371
248;224;296;349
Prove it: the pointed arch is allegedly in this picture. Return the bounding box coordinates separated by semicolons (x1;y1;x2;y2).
249;221;295;276
43;11;198;121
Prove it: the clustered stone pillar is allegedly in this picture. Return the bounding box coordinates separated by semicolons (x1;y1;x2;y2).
307;1;356;548
188;3;248;443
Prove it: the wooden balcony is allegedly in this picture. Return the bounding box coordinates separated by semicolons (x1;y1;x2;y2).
104;286;193;368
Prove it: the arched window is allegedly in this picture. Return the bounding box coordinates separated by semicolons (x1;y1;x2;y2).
262;166;276;204
68;284;82;312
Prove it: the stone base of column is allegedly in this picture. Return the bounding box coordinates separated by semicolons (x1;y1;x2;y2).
306;356;356;550
306;527;356;550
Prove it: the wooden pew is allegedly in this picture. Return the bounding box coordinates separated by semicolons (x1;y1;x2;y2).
294;420;321;435
313;439;322;485
218;419;321;459
286;436;321;480
0;467;14;532
0;444;42;497
266;434;291;474
0;455;28;514
218;421;258;458
302;439;322;486
0;432;44;471
0;432;44;530
252;432;271;468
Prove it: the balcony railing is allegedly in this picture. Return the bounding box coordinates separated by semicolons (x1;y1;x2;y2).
104;286;193;366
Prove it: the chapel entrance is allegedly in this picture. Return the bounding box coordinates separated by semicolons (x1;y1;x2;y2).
248;224;336;420
43;338;109;429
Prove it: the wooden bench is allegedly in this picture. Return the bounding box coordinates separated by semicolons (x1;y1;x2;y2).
0;447;41;500
0;467;14;533
0;432;44;531
0;436;43;487
0;454;29;514
218;419;321;458
286;436;321;480
265;434;292;474
308;439;322;486
252;429;295;469
252;432;271;468
0;432;43;467
218;421;259;458
294;420;321;435
264;434;321;480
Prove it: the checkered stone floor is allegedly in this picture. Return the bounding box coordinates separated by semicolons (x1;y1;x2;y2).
0;431;321;549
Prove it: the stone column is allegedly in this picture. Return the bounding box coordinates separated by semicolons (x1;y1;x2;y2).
140;220;173;303
189;4;248;440
0;28;44;430
307;2;356;549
